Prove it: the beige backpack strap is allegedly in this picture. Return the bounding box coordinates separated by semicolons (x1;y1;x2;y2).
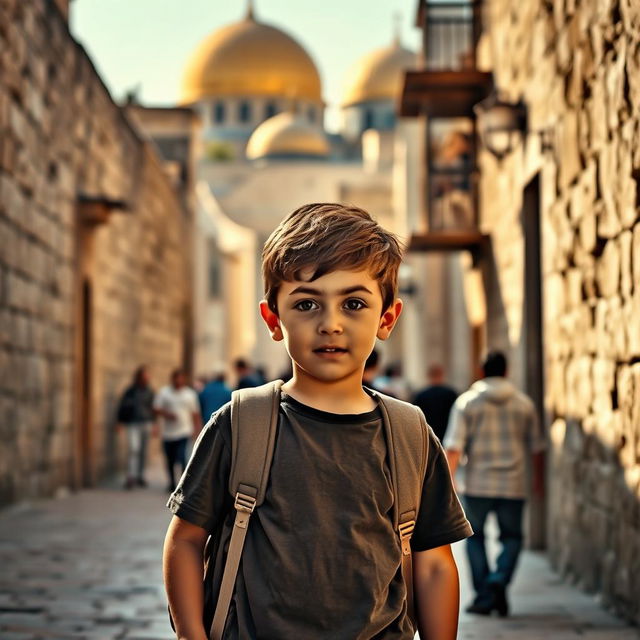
209;380;283;640
375;392;429;630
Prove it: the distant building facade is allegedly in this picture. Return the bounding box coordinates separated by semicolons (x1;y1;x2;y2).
0;1;195;503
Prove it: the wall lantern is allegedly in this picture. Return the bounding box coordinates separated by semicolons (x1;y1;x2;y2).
473;93;527;161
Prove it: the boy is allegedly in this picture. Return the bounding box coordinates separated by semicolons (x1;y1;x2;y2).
164;203;472;639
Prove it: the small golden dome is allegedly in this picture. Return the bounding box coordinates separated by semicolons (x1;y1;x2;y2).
246;112;329;160
342;41;416;107
180;12;322;104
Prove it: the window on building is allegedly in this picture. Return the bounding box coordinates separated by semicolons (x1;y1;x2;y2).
427;117;475;231
363;108;375;131
213;101;226;124
265;102;278;119
238;101;252;123
208;239;222;298
424;1;476;70
307;106;315;123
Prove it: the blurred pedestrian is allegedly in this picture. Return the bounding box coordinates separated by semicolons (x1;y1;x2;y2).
116;365;155;489
234;358;262;389
444;351;545;617
198;372;231;424
154;369;201;492
362;348;385;394
374;362;410;400
412;363;458;442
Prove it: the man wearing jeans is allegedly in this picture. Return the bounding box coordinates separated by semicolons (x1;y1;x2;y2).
444;351;545;617
154;370;201;492
117;365;155;489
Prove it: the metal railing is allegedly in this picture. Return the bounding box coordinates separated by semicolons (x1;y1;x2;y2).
422;1;481;71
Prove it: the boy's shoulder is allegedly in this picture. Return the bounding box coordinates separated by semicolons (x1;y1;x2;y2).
373;390;429;430
203;400;233;435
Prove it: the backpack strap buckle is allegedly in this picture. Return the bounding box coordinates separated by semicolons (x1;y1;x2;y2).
234;492;257;529
399;519;415;556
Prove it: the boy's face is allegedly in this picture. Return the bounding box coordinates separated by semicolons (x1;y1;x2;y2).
260;268;402;386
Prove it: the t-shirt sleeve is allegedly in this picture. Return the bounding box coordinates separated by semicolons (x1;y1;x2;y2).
166;403;233;532
189;388;200;413
411;426;473;551
153;388;166;411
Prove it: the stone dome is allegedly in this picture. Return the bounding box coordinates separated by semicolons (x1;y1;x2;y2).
180;9;322;105
245;112;329;160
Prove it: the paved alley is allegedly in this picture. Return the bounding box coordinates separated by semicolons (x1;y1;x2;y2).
0;463;637;640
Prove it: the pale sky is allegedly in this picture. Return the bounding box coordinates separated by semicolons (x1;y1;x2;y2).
70;0;421;132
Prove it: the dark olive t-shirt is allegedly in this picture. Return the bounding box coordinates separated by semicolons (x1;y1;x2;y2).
167;393;471;640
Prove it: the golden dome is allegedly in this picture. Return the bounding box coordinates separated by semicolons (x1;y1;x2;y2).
342;40;416;107
180;11;322;104
246;112;329;160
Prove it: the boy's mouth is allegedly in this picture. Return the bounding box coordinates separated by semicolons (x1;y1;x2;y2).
313;346;348;354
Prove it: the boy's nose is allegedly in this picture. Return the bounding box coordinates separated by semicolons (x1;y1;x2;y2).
318;310;343;334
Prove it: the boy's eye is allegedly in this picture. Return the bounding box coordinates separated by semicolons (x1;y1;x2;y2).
293;299;318;311
343;298;366;311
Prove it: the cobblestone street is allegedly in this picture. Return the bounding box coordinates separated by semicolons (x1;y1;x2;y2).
0;457;638;640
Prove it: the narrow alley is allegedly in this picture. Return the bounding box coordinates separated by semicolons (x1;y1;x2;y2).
0;460;637;640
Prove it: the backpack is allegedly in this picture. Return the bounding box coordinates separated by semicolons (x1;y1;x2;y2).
116;387;136;423
176;380;430;640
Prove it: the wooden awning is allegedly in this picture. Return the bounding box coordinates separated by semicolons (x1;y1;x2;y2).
399;70;493;118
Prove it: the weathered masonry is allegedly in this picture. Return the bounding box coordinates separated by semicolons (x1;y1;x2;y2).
0;0;195;503
401;0;640;625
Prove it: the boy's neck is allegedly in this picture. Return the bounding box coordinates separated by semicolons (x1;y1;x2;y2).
282;370;376;415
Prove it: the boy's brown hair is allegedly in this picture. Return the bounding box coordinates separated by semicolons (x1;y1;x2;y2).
262;203;404;313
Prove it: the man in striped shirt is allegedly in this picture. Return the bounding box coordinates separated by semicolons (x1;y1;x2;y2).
444;351;545;617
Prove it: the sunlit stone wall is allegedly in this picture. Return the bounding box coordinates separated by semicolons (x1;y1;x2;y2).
0;0;192;503
479;0;640;623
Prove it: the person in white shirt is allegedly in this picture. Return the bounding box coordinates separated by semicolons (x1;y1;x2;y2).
153;369;201;492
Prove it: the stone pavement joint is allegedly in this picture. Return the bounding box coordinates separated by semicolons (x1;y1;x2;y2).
0;466;637;640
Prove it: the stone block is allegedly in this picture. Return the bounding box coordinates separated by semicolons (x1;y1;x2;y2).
566;355;593;418
609;295;627;358
593;460;617;507
617;145;638;230
605;42;626;134
578;207;597;254
545;273;566;327
592;357;616;415
558;109;582;190
624;291;640;357
5;269;28;312
1;174;23;226
598;142;623;238
566;46;583;108
596;239;620;298
565;268;583;308
596;240;621;297
589;68;608;152
632;222;640;287
619;229;633;299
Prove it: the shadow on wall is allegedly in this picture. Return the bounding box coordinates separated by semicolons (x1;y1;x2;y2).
548;415;640;625
479;238;511;357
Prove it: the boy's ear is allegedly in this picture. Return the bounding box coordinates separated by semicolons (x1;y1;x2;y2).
377;299;403;341
259;300;283;342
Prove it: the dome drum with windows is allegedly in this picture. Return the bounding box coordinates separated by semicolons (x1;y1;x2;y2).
180;3;324;136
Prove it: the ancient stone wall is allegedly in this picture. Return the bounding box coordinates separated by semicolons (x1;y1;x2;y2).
0;0;192;503
480;0;640;623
